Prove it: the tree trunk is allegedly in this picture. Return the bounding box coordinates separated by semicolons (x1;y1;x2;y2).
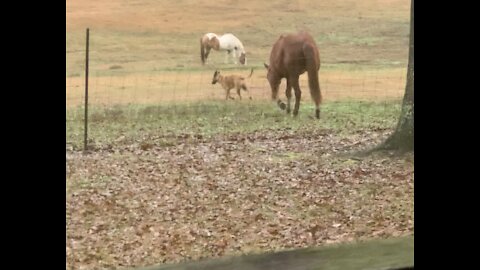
379;0;414;152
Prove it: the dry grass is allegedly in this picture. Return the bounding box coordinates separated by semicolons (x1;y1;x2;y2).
66;0;411;107
66;68;406;107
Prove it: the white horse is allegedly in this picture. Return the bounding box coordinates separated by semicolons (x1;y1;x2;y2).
200;33;247;65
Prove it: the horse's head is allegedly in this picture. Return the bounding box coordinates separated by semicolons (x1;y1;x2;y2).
239;52;246;65
264;63;282;103
212;70;220;84
264;63;275;84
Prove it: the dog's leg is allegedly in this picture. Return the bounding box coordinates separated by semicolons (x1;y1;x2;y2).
242;84;251;100
226;88;235;100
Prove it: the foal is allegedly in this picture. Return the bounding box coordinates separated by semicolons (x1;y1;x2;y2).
212;68;253;100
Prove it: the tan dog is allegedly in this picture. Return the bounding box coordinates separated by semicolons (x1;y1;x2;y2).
212;68;253;100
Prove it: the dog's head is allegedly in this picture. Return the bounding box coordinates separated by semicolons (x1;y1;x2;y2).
212;70;220;84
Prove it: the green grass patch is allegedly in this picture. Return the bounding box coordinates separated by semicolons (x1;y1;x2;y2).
66;100;401;149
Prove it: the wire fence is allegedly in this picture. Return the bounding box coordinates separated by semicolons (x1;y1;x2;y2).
66;67;406;108
66;25;408;151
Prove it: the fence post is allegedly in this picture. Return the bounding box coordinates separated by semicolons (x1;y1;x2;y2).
84;28;89;152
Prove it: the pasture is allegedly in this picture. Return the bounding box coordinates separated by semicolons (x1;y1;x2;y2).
66;0;413;269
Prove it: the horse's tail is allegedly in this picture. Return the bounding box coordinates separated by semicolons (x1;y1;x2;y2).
247;68;254;78
200;37;205;65
303;43;322;107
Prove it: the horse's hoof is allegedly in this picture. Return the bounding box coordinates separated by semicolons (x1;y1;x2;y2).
279;103;286;110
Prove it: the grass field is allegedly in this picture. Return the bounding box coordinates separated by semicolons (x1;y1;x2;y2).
66;1;413;269
66;0;410;107
66;100;402;149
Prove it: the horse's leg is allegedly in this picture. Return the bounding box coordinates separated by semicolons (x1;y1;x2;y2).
312;85;321;119
225;50;231;64
237;87;242;100
285;79;293;114
313;95;321;119
205;48;211;63
292;78;302;117
270;80;286;110
232;49;237;65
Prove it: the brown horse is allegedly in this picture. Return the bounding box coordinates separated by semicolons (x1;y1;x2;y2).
264;32;322;119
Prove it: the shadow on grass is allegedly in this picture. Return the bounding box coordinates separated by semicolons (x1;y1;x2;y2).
133;236;413;270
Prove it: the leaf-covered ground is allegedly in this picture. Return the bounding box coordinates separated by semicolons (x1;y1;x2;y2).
66;127;413;270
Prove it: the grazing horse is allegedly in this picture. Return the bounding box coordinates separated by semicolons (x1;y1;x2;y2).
200;33;247;65
264;32;322;119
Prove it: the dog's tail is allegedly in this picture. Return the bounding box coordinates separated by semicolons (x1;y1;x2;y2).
242;68;253;92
